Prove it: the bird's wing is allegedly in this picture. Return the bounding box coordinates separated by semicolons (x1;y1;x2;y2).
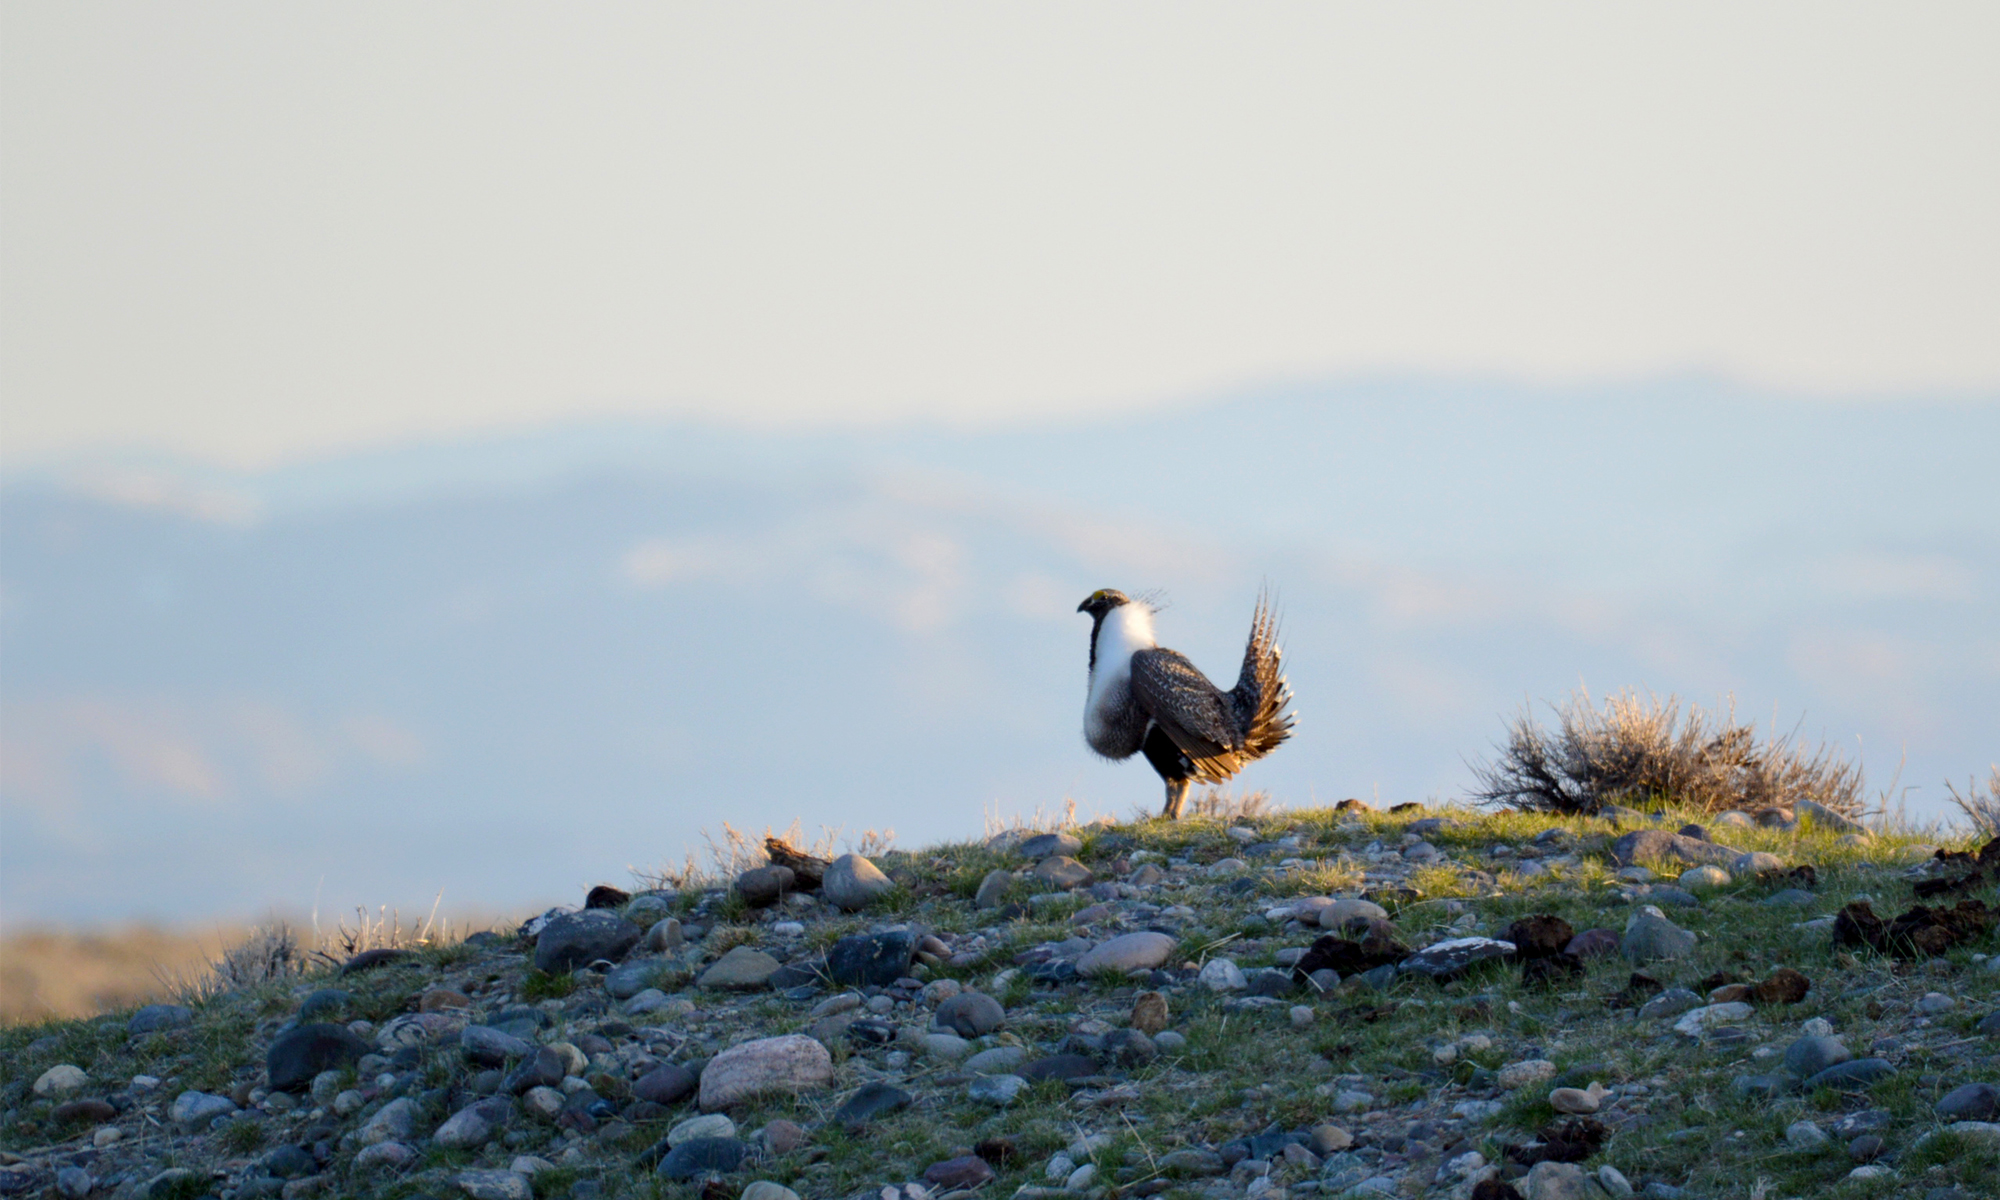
1130;648;1240;761
1228;590;1295;759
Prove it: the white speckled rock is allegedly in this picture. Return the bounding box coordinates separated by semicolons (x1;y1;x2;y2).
698;1034;833;1110
1496;1059;1556;1089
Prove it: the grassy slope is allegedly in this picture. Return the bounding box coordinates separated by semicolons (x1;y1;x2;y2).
3;804;1995;1199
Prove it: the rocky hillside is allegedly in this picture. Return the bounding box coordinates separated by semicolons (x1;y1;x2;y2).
3;802;1998;1200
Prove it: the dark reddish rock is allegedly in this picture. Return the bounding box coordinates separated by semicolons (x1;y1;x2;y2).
1291;926;1410;982
585;884;631;909
51;1099;116;1124
923;1155;997;1189
1504;915;1575;959
1751;967;1811;1005
1834;899;1997;958
975;1136;1019;1164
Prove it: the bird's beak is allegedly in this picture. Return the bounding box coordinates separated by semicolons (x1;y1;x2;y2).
1077;598;1090;613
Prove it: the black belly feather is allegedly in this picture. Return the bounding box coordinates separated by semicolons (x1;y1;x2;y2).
1140;722;1194;784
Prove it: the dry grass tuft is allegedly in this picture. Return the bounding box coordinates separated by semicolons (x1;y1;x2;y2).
1946;765;2000;837
1469;688;1865;817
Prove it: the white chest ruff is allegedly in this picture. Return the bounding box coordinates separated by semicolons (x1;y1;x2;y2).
1084;604;1157;749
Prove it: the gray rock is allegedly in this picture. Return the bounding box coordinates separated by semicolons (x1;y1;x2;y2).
964;1046;1028;1074
1611;829;1741;867
697;946;782;991
832;1081;911;1127
267;1022;370;1092
657;1137;750;1180
605;958;664;999
1731;1073;1790;1098
734;865;795;908
632;1064;698;1106
1398;937;1515;979
1733;851;1785;874
1785;1120;1830;1150
435;1101;501;1148
1524;1160;1592;1200
127;1004;193;1035
297;988;352;1020
168;1090;237;1130
973;869;1013;909
1828;1109;1893;1137
455;1169;533;1200
1623;911;1697;962
1803;1058;1896;1090
1076;930;1178;975
1762;888;1816;907
1158;1148;1226;1176
462;1025;535;1066
1795;797;1867;832
1032;855;1094;889
823;853;894;911
1019;831;1083;859
1782;1036;1851;1079
967;1074;1026;1105
825;930;919;987
935;992;1005;1037
1937;1082;2000;1121
358;1096;418;1144
1637;988;1702;1020
260;1145;316;1179
1317;898;1390;929
1102;1027;1158;1065
53;1167;91;1199
532;910;640;973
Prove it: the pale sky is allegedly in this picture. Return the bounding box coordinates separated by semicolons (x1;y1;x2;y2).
3;3;1996;467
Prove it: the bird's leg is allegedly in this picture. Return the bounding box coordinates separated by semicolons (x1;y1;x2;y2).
1161;778;1191;820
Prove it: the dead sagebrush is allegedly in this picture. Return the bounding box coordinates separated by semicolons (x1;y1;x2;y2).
1469;688;1864;818
1945;765;2000;837
1182;788;1277;821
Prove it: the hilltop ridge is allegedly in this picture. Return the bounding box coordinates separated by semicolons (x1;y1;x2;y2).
4;800;1998;1200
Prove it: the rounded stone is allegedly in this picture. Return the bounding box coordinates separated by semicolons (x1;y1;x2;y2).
33;1065;88;1096
633;1063;698;1106
1938;1082;2000;1121
741;1184;801;1200
1733;851;1785;874
822;854;894;911
1076;931;1177;976
1785;1120;1829;1150
1783;1036;1851;1079
658;1138;750;1181
1679;865;1731;889
267;1023;371;1092
1622;912;1698;963
697;1034;833;1110
127;1005;193;1035
935;992;1005;1037
968;1074;1026;1105
698;946;783;991
532;910;641;973
1318;898;1390;929
667;1112;737;1146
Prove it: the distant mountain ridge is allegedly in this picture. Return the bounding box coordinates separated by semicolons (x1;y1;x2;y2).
3;378;1994;924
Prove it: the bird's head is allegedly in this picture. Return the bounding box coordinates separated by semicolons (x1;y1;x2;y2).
1077;588;1132;617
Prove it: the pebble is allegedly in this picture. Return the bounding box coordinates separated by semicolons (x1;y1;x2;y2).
32;1065;87;1096
964;1045;1028;1074
1637;988;1702;1020
1034;856;1095;889
1678;865;1730;889
923;1155;997;1189
974;869;1013;909
127;1004;194;1035
532;910;641;973
1732;851;1785;873
698;946;783;990
1937;1082;2000;1121
1076;931;1178;975
1398;936;1515;979
968;1074;1026;1105
741;1184;801;1200
457;1169;534;1200
1019;831;1083;859
358;1096;417;1144
1524;1161;1591;1200
435;1101;500;1148
1673;1002;1753;1037
657;1137;750;1180
1782;1035;1850;1078
1802;1058;1896;1090
935;991;1006;1036
1916;991;1957;1014
1623;910;1698;962
696;1034;833;1110
1548;1082;1607;1114
267;1023;370;1092
1317;898;1390;928
825;930;920;987
822;853;894;910
1785;1120;1830;1150
1497;1059;1556;1089
1198;958;1247;991
667;1112;737;1146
